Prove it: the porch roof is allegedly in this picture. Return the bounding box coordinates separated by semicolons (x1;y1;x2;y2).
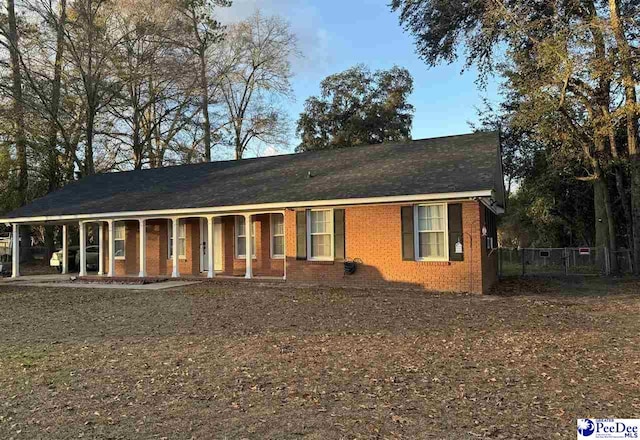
2;131;504;222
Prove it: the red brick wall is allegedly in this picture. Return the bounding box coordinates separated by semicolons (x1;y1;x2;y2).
103;216;284;278
97;203;497;292
480;207;499;293
221;214;284;277
284;201;497;294
106;219;199;277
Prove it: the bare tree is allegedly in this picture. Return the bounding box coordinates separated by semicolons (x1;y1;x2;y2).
107;0;192;169
3;0;28;205
215;11;298;159
174;0;229;162
64;0;122;176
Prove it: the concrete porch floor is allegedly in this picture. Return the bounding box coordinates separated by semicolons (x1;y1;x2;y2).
0;274;201;290
0;274;76;283
0;273;285;291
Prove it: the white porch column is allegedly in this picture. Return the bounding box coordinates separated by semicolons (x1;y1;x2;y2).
79;222;87;277
139;219;147;277
108;220;115;277
244;213;253;279
98;223;104;276
172;218;180;278
207;216;215;278
61;224;68;275
11;223;19;278
282;211;286;281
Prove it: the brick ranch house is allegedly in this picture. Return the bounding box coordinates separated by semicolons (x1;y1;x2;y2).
2;132;505;293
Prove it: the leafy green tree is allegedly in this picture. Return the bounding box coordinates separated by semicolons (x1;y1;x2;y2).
500;151;596;248
296;65;414;152
391;0;640;272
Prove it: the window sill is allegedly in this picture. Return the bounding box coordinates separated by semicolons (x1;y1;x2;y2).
271;255;285;260
306;259;334;265
167;257;187;261
115;257;126;260
415;260;451;266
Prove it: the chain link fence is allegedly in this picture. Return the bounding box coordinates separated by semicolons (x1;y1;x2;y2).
498;247;625;277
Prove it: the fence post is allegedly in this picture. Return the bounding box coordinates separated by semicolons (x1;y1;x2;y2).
521;248;525;276
604;247;610;276
564;248;568;275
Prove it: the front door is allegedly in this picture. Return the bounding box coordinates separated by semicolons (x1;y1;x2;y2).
200;219;208;273
200;218;223;272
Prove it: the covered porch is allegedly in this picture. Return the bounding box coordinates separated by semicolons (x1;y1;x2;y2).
7;210;286;281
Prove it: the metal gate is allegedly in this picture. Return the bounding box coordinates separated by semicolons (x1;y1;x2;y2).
498;247;613;277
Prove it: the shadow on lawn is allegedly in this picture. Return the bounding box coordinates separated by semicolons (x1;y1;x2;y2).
493;275;640;297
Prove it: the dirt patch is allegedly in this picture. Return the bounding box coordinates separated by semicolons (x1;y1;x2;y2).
0;280;638;439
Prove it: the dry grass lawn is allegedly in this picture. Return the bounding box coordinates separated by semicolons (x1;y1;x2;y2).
0;277;639;439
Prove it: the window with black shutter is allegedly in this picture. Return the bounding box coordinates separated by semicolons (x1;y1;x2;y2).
448;204;464;261
401;206;414;260
334;209;345;260
296;210;307;260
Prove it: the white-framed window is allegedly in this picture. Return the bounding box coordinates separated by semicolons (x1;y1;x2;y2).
114;222;126;259
307;209;333;261
415;204;448;261
235;216;256;259
168;219;186;259
270;213;285;258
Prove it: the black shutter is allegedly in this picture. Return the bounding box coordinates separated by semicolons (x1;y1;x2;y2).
448;203;464;261
296;210;307;260
334;209;345;260
401;206;414;261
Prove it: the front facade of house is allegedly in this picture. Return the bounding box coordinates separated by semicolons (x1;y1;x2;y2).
2;132;504;294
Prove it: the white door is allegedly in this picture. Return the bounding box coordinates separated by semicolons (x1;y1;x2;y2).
214;218;222;271
200;219;208;273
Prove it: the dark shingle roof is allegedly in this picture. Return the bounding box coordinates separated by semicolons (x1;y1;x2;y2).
3;131;503;219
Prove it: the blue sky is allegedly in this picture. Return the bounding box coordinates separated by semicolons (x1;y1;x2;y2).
219;0;501;151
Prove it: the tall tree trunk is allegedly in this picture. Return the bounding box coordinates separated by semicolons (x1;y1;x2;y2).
601;174;619;273
7;0;31;261
607;124;634;251
7;0;28;206
83;1;96;177
594;135;619;273
199;50;211;162
46;0;67;194
609;0;640;273
235;129;243;160
594;176;616;273
85;107;95;175
132;101;142;169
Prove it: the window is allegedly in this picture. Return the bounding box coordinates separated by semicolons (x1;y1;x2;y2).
308;209;333;260
415;204;448;261
168;219;186;259
270;214;285;258
235;217;256;259
114;222;126;259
